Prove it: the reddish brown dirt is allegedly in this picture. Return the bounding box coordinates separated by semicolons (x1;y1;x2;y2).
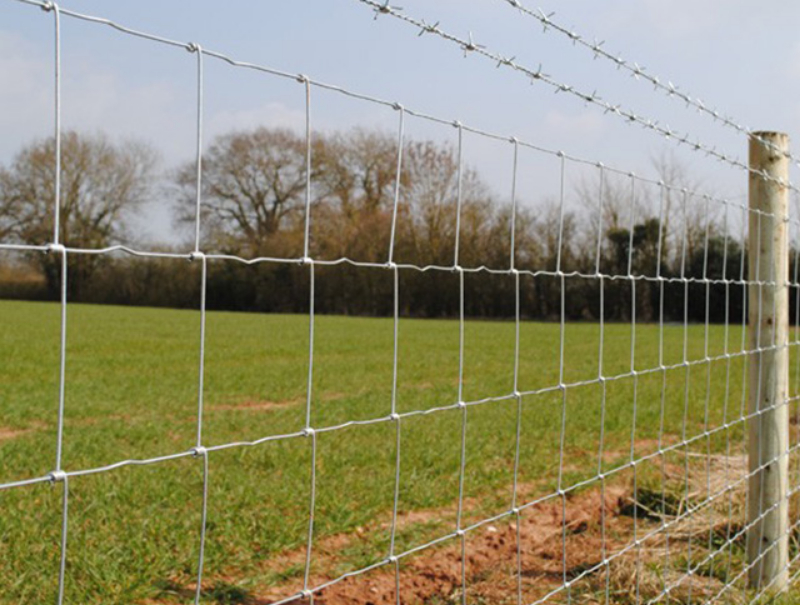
0;420;49;441
182;486;647;605
209;392;347;412
305;487;630;605
161;438;736;605
209;399;303;412
0;426;29;441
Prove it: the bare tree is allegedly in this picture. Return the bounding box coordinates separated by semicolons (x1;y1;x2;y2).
650;150;715;273
173;127;312;255
310;129;402;261
315;129;401;217
0;131;156;296
397;140;495;267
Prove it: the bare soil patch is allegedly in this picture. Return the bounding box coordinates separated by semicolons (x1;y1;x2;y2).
0;426;30;441
163;456;749;605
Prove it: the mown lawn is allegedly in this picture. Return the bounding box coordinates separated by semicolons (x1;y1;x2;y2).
0;299;784;603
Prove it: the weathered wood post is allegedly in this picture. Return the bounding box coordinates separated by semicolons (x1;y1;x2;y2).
747;131;790;592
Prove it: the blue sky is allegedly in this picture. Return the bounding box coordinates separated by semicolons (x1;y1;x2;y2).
2;0;799;241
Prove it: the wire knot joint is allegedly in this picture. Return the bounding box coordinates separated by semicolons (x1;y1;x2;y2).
49;470;67;483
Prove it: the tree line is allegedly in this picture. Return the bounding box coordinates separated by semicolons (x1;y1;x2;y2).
0;127;787;323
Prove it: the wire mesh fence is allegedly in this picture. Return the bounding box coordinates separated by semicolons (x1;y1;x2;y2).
1;1;799;604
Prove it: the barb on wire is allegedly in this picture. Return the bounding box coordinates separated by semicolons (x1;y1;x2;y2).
496;0;798;167
353;0;798;193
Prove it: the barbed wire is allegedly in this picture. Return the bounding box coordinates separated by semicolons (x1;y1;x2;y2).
358;0;797;194
495;0;799;169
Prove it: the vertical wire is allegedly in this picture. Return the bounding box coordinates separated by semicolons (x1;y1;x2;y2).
700;195;714;558
556;272;569;600
626;172;640;603
390;268;400;417
456;265;468;605
510;139;523;605
598;276;611;605
453;123;464;268
460;531;467;605
302;78;312;259
456;268;467;528
194;450;210;605
56;476;68;605
457;265;466;407
509;138;519;271
389;267;402;564
595;163;605;276
305;263;315;429
303;260;317;592
51;10;67;603
393;557;401;605
512;271;522;509
389;105;405;605
515;506;523;605
658;268;671;589
655;180;666;280
656;181;670;590
192;257;210;604
594;167;607;605
626;173;636;277
627;178;640;602
190;56;209;603
189;55;208;598
720;201;736;585
738;203;750;586
555;153;566;273
680;190;694;592
55;249;67;471
303;429;318;593
387;106;405;265
51;3;62;245
389;417;402;555
192;46;204;253
628;235;642;604
195;255;207;447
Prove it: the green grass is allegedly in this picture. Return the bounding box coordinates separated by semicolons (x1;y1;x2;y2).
0;299;780;603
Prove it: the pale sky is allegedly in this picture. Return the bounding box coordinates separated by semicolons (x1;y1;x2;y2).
1;0;799;242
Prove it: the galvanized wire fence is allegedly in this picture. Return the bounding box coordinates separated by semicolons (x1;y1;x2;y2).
1;1;799;604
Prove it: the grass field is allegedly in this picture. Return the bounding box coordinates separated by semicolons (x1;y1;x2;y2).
0;299;797;604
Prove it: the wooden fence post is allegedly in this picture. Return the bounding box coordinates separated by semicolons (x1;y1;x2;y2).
747;131;790;592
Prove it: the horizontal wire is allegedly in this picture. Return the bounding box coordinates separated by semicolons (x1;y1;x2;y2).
1;361;795;494
2;243;798;289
